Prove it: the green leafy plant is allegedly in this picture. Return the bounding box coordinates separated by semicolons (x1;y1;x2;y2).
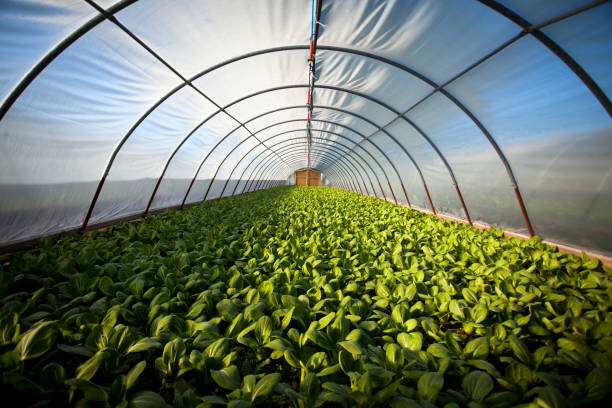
1;186;611;407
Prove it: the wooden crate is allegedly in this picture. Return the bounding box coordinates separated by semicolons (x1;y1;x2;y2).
295;169;321;186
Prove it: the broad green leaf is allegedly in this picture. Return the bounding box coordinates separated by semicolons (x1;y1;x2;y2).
398;332;423;351
66;378;108;402
417;372;443;402
15;321;58;360
318;312;336;329
127;337;161;354
126;361;146;390
462;370;493;402
449;300;464;321
585;368;612;399
464;337;489;359
228;400;251;408
0;313;20;345
509;335;533;365
211;365;241;390
535;386;567;408
251;373;281;402
300;372;320;401
128;391;168;408
338;340;364;356
386;343;404;371
40;363;65;389
265;338;294;352
472;304;488;324
76;350;107;381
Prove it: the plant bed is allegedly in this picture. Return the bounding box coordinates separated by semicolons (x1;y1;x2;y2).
1;186;611;407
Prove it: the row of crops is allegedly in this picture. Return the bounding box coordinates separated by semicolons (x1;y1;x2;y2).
1;186;611;407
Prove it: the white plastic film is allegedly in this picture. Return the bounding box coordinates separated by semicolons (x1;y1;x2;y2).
384;119;460;216
115;0;310;78
0;21;180;243
405;93;524;229
318;0;519;83
193;50;308;110
90;86;217;223
0;0;96;102
185;126;252;203
370;132;426;208
496;0;592;24
447;36;612;253
226;88;306;124
150;112;240;210
542;2;612;101
313;87;395;125
315;50;433;112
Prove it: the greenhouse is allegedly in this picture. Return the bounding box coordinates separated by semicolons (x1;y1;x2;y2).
1;0;611;407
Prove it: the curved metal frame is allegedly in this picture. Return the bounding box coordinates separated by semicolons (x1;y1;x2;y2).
247;104;436;208
246;140;379;198
85;75;453;227
262;157;354;193
232;144;363;196
254;146;368;194
0;0;607;238
243;137;373;196
201;128;389;203
243;143;370;196
231;116;406;203
214;133;379;200
143;83;445;220
163;103;395;212
249;145;366;194
260;155;353;192
262;153;367;193
233;103;425;202
242;150;354;196
199;120;401;206
226;128;356;197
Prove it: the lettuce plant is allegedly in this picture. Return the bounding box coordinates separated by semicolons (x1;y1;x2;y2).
1;186;611;407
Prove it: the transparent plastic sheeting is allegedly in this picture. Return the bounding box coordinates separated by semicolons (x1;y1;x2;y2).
0;0;610;258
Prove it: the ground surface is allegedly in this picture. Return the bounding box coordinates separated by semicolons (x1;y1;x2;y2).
0;186;611;407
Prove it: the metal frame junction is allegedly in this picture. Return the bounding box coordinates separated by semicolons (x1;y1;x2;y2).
0;0;609;239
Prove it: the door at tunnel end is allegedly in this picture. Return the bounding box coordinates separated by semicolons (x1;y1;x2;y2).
294;169;321;186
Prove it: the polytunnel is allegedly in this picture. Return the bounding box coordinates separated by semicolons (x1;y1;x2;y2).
2;1;612;406
1;0;611;259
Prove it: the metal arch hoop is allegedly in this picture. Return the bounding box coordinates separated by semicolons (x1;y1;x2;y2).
80;58;464;227
238;133;379;197
143;83;446;222
199;124;392;204
140;84;405;216
81;61;454;228
252;143;373;194
2;0;606;126
201;119;403;206
258;154;343;191
247;143;369;194
234;144;363;195
260;150;370;192
260;155;353;191
243;141;372;196
245;104;436;206
246;147;362;196
248;139;379;197
477;0;611;117
228;111;411;205
1;2;604;234
262;157;340;189
214;128;387;200
224;126;362;197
